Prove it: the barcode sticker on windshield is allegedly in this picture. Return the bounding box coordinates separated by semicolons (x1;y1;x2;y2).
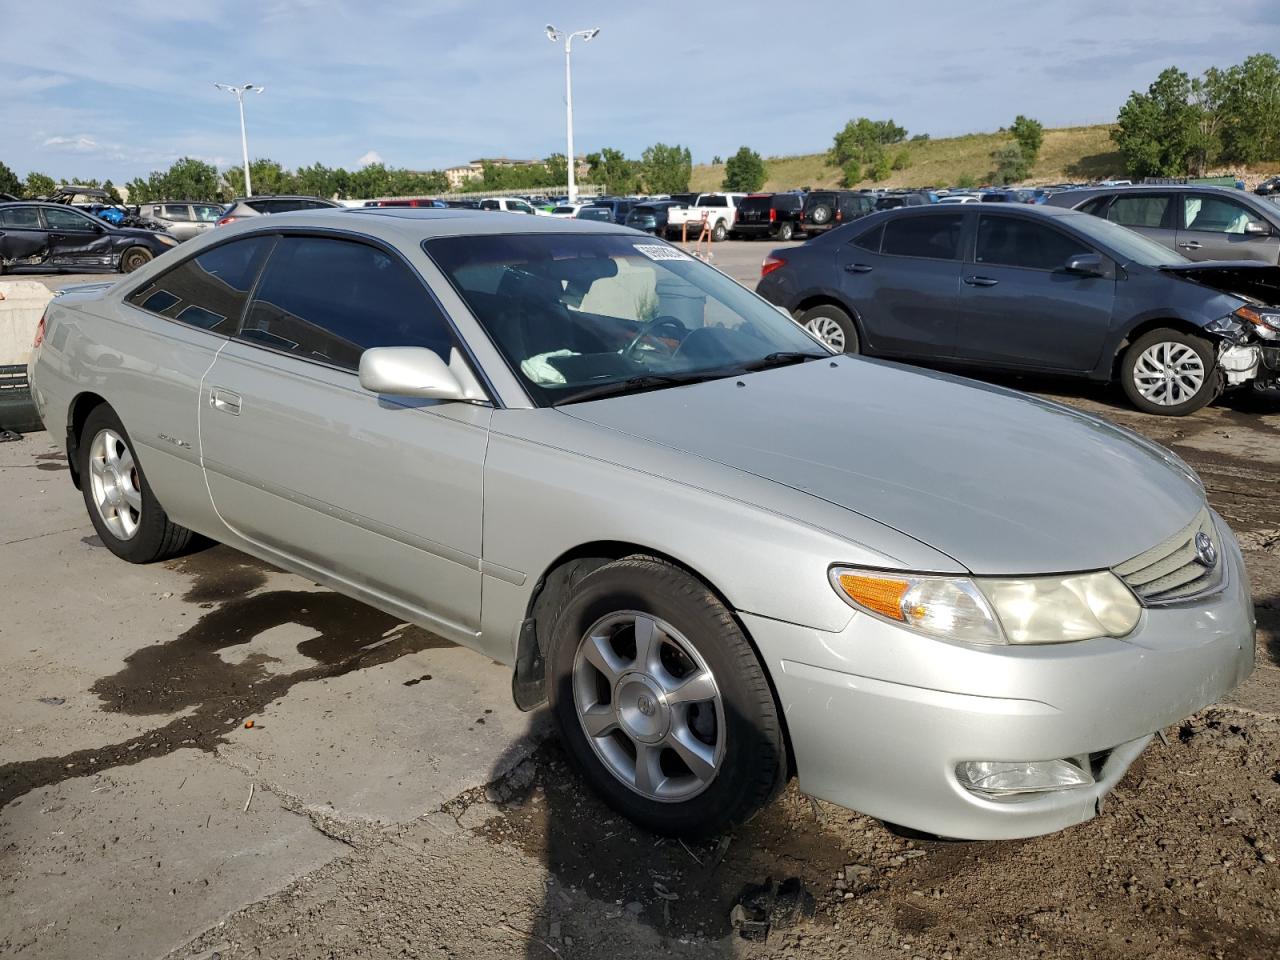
634;244;692;262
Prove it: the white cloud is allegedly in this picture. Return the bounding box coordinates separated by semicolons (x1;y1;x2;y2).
16;74;72;92
42;134;100;153
356;150;383;168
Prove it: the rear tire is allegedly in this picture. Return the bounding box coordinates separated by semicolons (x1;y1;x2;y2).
548;556;786;837
1120;328;1218;416
79;405;196;563
711;221;728;242
119;246;153;273
776;222;794;241
808;202;833;226
800;304;860;354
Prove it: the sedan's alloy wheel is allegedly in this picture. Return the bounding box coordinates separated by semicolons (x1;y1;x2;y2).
805;315;847;352
1132;341;1206;406
572;611;725;802
88;428;142;540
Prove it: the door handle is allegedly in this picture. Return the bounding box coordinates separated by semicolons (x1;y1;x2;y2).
843;263;873;273
964;276;999;287
209;387;242;416
1178;241;1202;250
50;233;67;240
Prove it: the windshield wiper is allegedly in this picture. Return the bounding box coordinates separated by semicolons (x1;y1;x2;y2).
551;372;727;406
736;351;829;372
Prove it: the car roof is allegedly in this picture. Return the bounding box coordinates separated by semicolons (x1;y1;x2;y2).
211;206;636;241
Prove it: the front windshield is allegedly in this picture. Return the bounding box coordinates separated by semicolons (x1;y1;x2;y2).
425;233;827;406
1072;214;1189;266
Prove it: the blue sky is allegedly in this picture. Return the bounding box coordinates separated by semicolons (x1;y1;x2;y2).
2;0;1278;183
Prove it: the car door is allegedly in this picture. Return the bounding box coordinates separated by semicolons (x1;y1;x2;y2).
198;232;491;638
160;204;197;241
954;213;1115;372
0;205;49;264
836;212;966;359
1098;192;1179;254
1177;192;1280;263
40;206;115;268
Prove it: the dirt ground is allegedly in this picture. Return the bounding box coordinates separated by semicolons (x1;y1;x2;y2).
168;380;1280;960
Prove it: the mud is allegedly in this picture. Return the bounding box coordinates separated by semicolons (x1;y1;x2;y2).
0;545;453;809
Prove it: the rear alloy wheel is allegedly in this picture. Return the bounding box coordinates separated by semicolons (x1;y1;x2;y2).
119;246;153;273
549;557;785;837
1121;328;1218;416
799;304;859;354
776;222;794;241
79;405;196;562
711;221;728;242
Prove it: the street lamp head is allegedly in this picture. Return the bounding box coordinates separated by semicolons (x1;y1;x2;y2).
583;27;600;41
545;24;559;41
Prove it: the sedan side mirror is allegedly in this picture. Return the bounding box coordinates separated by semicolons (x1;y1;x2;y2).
1244;220;1272;236
358;346;466;401
1064;253;1105;277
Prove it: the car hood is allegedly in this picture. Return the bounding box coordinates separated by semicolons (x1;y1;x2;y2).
1159;261;1280;306
560;359;1205;575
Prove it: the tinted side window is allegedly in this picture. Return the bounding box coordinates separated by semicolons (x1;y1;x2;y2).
239;236;454;370
1079;196;1112;216
43;207;98;231
851;223;883;252
976;217;1091;270
162;205;193;221
881;214;963;260
1107;194;1169;228
701;196;727;208
0;207;41;228
126;237;273;331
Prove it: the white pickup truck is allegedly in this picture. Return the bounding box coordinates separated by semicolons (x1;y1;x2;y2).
664;193;746;242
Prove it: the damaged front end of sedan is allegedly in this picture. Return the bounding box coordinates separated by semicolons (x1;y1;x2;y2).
1165;262;1280;393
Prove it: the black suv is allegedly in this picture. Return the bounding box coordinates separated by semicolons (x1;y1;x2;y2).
799;190;876;235
733;192;805;241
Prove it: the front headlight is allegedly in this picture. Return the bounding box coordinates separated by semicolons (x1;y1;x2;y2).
830;567;1141;646
1234;305;1280;340
157;235;179;247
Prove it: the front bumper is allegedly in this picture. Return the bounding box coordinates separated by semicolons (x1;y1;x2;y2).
743;511;1255;839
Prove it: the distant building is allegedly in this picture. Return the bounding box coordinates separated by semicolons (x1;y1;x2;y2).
443;156;588;189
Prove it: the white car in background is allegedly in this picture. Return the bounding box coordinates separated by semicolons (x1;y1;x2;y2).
548;203;585;219
477;198;544;215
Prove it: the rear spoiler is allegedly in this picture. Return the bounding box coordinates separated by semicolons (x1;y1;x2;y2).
1159;261;1280;305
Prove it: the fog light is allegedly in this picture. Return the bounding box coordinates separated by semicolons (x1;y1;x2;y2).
957;759;1094;798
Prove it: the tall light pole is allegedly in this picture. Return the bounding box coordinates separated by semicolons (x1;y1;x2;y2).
214;82;265;197
545;25;599;203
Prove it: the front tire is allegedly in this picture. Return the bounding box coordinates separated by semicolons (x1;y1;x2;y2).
119;246;153;273
799;304;860;354
1120;328;1218;416
711;221;728;242
79;405;196;562
549;557;786;837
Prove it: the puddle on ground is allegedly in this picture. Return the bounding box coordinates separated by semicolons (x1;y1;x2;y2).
0;545;453;809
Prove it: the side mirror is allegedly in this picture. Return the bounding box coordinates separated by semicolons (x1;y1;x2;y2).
1064;253;1105;277
358;346;465;401
1244;220;1271;236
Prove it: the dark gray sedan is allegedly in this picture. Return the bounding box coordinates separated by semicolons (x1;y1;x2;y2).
757;205;1280;415
1046;185;1280;264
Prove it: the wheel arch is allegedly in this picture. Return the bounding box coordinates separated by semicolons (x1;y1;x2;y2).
512;539;798;777
65;391;109;489
1110;316;1214;380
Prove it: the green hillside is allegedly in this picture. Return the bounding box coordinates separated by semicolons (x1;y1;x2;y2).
690;124;1125;192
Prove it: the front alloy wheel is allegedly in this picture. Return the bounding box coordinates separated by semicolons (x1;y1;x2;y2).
1121;328;1217;416
573;611;724;802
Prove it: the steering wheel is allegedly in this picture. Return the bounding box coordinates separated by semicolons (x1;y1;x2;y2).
624;315;687;360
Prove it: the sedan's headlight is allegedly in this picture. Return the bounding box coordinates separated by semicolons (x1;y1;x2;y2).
157;235;179;247
1233;305;1280;340
830;567;1140;646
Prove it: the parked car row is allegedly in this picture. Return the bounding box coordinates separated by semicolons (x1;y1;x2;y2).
0;200;179;274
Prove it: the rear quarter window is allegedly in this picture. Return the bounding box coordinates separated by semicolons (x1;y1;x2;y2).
125;236;274;332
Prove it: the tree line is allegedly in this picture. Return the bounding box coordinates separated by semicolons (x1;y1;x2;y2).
1113;53;1280;178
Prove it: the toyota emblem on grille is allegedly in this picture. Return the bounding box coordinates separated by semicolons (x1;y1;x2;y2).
1194;531;1218;568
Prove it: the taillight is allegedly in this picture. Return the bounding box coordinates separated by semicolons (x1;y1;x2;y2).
33;311;47;348
761;255;786;278
216;215;237;226
769;208;777;222
835;210;843;222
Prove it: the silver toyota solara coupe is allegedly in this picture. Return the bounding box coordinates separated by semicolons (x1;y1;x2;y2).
28;208;1255;840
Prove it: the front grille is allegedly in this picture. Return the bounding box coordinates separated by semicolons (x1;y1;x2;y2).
1114;508;1223;604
